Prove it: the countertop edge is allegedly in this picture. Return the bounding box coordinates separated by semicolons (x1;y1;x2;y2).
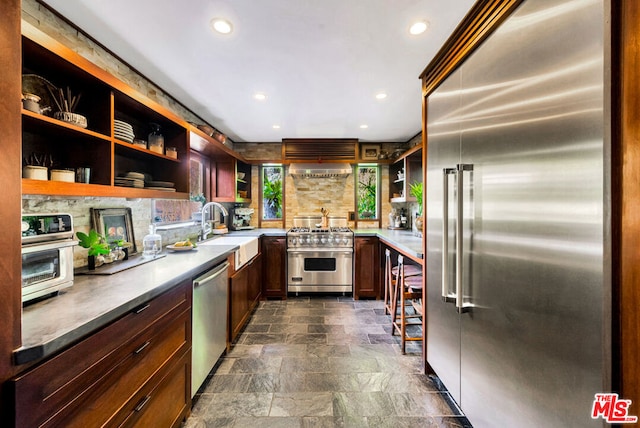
15;247;234;366
353;228;424;260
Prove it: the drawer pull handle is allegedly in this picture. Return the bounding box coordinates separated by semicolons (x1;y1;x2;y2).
133;341;151;355
133;304;150;314
134;395;152;412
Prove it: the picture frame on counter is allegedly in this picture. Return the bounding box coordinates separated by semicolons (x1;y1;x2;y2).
361;144;380;160
91;207;137;254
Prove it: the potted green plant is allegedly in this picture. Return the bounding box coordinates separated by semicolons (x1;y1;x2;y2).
113;239;133;260
409;182;423;215
409;181;424;233
76;229;110;269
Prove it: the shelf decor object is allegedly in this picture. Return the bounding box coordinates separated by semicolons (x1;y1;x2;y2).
361;144;381;160
48;85;87;128
90;207;137;254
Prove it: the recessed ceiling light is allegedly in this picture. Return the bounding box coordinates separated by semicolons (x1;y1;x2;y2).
409;21;429;35
272;125;281;129
211;18;233;34
360;124;369;129
375;92;387;100
254;93;267;101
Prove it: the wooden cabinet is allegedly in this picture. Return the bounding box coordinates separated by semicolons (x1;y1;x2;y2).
229;253;262;343
206;155;252;203
389;145;422;203
236;160;252;202
188;129;251;203
261;236;287;299
21;22;189;199
8;281;192;427
354;236;381;299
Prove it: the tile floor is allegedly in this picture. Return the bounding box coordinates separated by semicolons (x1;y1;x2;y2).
184;296;471;428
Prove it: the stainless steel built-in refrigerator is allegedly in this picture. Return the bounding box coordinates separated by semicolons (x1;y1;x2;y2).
426;0;609;427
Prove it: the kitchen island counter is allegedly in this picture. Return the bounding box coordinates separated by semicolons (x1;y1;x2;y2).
354;228;423;263
16;245;236;365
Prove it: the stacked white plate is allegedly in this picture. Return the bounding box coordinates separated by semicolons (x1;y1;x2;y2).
145;180;176;191
114;120;135;143
126;171;145;180
115;176;144;188
115;171;145;188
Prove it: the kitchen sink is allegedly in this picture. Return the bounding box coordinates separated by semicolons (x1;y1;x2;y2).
198;236;259;269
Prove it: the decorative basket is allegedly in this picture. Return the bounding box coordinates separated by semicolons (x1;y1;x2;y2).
54;111;87;129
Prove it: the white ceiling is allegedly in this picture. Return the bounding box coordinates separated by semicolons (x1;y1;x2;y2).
41;0;475;143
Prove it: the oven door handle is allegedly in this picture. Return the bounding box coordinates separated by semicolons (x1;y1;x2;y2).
287;249;353;254
21;238;78;254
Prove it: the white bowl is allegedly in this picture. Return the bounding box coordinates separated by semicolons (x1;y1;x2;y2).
23;165;48;180
54;111;88;129
50;169;75;182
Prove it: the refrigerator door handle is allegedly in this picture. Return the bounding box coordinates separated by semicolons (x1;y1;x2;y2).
456;163;473;314
442;167;457;303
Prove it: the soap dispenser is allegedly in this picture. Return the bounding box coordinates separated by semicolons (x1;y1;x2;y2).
142;224;162;258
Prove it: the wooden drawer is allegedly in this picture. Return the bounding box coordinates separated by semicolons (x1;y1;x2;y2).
117;350;190;428
48;308;190;427
10;281;191;427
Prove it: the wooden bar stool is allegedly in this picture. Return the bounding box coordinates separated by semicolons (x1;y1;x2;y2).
391;263;422;278
383;249;394;315
391;255;423;354
384;249;422;315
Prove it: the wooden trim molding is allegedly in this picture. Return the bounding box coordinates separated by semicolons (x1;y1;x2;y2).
0;0;23;384
616;0;640;409
419;0;523;97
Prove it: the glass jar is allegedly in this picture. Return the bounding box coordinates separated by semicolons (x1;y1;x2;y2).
148;123;164;154
166;146;178;159
142;225;162;258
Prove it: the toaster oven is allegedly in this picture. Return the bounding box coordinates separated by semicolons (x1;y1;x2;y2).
21;214;77;303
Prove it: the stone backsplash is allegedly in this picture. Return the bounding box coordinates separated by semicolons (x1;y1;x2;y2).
22;196;211;268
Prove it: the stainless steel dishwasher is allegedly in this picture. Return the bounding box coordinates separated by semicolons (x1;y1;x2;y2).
192;261;229;397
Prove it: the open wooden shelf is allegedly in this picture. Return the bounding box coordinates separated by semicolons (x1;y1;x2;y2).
21;22;189;199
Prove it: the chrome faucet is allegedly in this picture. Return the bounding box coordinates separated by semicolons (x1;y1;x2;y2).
200;201;229;240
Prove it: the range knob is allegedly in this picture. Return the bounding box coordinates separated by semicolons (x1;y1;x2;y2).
312;237;319;244
342;238;350;245
320;237;326;244
305;237;311;244
290;237;297;245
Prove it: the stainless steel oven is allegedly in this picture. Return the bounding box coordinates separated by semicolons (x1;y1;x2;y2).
287;216;354;294
21;214;77;303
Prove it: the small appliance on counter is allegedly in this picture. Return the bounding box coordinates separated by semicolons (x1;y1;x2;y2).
21;213;77;303
230;206;255;230
388;208;408;230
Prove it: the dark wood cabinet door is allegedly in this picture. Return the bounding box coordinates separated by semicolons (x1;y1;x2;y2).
354;237;380;299
248;254;262;306
261;237;287;299
229;265;249;343
9;281;191;428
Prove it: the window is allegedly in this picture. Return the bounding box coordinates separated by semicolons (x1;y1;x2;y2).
261;165;283;220
357;164;379;219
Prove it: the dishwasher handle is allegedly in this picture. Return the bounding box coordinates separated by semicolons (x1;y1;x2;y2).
194;261;230;288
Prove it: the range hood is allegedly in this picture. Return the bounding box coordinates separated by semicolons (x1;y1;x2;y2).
289;163;352;178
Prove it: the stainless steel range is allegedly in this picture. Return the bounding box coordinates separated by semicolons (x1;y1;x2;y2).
287;216;353;294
